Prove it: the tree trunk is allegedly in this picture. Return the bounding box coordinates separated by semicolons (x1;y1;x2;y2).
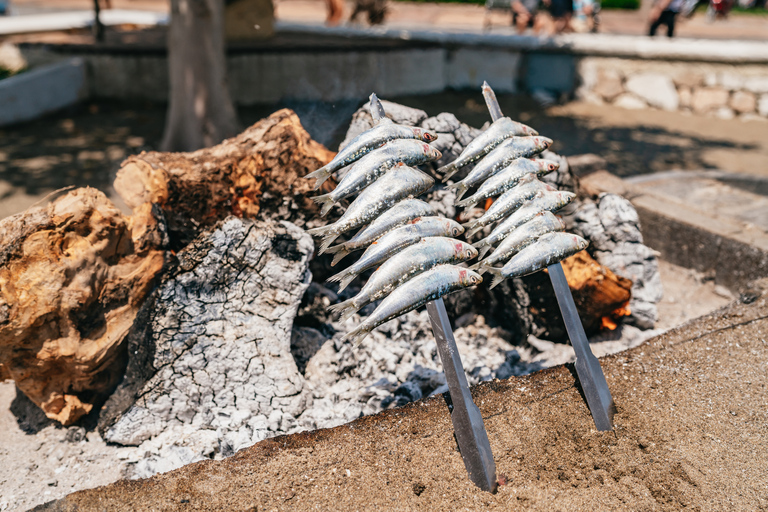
161;0;240;152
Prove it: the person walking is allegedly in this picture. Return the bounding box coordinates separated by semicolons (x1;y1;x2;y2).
648;0;683;37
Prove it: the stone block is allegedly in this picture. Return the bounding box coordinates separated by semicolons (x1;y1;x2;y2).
624;73;678;111
744;76;768;94
714;106;735;120
691;87;729;114
729;90;756;114
672;69;703;88
758;94;768;117
613;93;646;110
678;86;692;109
593;68;623;101
719;72;744;91
0;57;88;126
525;53;575;94
446;49;519;93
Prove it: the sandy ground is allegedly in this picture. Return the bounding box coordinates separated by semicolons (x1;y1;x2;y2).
0;259;732;512
35;280;768;511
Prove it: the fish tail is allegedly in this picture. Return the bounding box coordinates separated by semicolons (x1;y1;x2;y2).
326;267;349;283
337;273;357;294
318;233;339;255
305;165;333;190
339;304;361;323
327;245;350;266
478;244;492;260
342;325;372;348
476;266;488;276
454;184;470;202
306;224;330;237
455;195;478;208
439;164;459;183
466;226;483;238
327;298;355;317
312;193;336;217
468;262;482;271
486;267;505;289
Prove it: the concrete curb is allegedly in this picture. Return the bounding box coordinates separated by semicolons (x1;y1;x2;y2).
0;58;88;127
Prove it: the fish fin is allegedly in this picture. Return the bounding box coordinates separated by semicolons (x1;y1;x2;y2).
339;303;362;323
312;193;336;217
439;164;458;183
486;267;505;289
466;226;483;238
305;165;333;190
329;246;350;266
337;273;357;294
342;325;372;348
478;245;492;260
327;298;355;317
326;267;348;283
317;233;339;255
306;224;330;237
468;262;482;271
455;195;479;208
454;184;470;202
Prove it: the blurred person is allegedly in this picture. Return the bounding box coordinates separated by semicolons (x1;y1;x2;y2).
0;0;7;15
572;0;600;32
349;0;387;24
648;0;683;37
542;0;573;33
327;0;344;25
511;0;545;33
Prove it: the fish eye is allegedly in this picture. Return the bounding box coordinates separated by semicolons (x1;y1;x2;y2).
471;276;480;284
452;227;460;236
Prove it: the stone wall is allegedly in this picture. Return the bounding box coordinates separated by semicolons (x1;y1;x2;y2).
577;57;768;121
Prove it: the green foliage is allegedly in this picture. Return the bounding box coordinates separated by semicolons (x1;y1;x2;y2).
600;0;639;9
0;67;11;81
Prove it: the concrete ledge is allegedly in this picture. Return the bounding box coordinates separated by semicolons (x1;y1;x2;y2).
0;58;88;126
581;170;768;292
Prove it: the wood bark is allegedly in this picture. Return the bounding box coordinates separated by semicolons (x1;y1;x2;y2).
161;0;240;152
117;109;335;248
0;188;166;425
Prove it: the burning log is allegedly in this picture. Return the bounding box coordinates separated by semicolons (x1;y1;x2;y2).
114;109;335;248
0;188;166;425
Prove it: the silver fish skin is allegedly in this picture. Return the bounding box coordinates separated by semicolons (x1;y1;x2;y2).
307;168;434;254
326;216;465;291
474;190;575;258
315;198;434;256
474;211;565;273
311;140;441;206
464;177;556;237
341;265;483;346
456;158;559;209
446;136;553;198
305;124;438;189
486;233;589;289
329;237;478;320
438;117;538;181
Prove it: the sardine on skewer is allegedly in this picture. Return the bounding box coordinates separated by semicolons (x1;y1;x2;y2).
326;216;465;291
472;211;565;273
341;265;483;346
463;177;556;237
306;167;434;254
474;190;575;259
456;158;559;209
311;139;441;215
304;123;438;189
329;237;478;321
446;136;553;200
485;233;589;289
437;117;538;182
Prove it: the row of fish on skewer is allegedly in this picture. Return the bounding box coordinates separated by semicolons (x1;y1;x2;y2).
439;106;588;290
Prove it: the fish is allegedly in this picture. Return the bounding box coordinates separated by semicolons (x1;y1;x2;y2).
463;176;556;237
456;158;559;209
437;117;539;182
474;191;575;259
341;265;483;346
486;232;589;289
311;139;442;215
472;211;565;274
326;216;465;291
329;237;478;320
304;124;438;189
310;198;434;255
445;136;553;199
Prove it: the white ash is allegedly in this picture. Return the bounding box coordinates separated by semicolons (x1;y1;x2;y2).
102;217;314;478
566;193;663;329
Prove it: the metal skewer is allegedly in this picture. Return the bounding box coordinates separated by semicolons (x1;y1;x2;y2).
368;93;498;493
481;81;615;431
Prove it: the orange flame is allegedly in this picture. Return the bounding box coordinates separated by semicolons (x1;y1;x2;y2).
484;198;494;211
601;301;631;331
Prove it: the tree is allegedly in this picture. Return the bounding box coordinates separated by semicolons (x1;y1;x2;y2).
161;0;240;152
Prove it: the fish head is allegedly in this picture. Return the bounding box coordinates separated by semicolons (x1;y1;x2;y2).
519;122;539;136
445;219;465;238
421;142;442;161
572;234;589;251
459;268;483;287
537;159;560;175
555;191;576;208
531;136;553;152
453;240;478;261
412;127;438;143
